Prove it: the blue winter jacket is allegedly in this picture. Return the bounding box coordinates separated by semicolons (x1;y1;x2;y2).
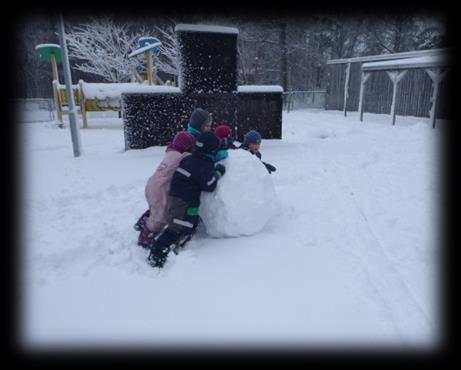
187;123;228;162
214;150;228;161
169;151;221;207
187;124;202;138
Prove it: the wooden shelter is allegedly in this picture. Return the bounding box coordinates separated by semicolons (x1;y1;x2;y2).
325;48;451;125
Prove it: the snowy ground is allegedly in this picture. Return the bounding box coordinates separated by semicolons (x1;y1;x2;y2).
20;109;443;350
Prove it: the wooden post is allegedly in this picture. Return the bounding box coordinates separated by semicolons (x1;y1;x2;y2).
78;80;88;128
386;70;408;126
50;53;63;126
425;68;448;128
146;50;153;85
358;71;371;122
343;62;351;117
50;53;59;82
52;80;63;124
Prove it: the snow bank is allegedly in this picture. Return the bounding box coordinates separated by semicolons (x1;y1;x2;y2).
200;150;280;237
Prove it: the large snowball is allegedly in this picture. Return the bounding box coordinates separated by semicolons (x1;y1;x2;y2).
200;149;280;237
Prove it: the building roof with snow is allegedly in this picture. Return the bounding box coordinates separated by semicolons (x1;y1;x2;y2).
362;54;450;71
79;82;180;99
237;85;284;93
174;24;239;35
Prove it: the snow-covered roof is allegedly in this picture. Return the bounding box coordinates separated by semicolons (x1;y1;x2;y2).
138;37;155;41
128;42;162;58
80;82;180;99
175;24;239;35
35;43;61;50
327;48;450;65
362;55;450;71
237;85;284;93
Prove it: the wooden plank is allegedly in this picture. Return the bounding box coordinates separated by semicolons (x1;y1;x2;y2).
387;71;408;125
425;68;449;128
363;57;449;71
358;72;371;121
50;53;59;82
343;62;351;116
146;51;153;85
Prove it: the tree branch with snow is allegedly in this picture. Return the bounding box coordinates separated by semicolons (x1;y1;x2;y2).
65;17;147;82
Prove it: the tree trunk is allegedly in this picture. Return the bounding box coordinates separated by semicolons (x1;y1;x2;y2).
280;22;288;91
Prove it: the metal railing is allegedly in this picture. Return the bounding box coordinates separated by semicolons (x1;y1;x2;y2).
15;98;55;122
283;90;326;112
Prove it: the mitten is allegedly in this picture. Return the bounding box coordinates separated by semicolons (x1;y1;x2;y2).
215;163;226;177
263;162;276;173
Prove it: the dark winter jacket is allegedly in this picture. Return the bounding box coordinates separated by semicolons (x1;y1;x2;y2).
169;152;221;207
239;144;276;173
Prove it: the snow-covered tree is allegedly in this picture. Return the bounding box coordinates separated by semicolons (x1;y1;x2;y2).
65;17;146;82
64;17;180;83
153;24;179;77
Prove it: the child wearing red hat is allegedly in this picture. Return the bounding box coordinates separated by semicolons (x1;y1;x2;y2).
214;123;238;162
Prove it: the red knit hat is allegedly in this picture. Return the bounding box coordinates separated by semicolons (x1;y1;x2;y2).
214;124;232;139
167;131;196;153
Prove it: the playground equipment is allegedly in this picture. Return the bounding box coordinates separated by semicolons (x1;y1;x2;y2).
128;37;162;85
36;36;166;128
36;44;80;125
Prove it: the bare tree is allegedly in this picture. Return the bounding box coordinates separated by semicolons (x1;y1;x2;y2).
65;17;147;82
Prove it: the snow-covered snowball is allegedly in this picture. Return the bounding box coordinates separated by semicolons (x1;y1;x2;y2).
200;149;280;237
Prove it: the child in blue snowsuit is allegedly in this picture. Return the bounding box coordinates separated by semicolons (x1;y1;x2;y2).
134;108;213;233
186;107;235;163
147;132;226;268
239;130;276;174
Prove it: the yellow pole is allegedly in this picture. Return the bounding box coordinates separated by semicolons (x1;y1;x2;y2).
146;50;153;85
50;54;62;125
50;53;59;82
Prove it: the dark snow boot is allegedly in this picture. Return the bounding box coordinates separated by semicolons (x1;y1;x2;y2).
137;227;157;249
146;228;179;269
172;234;192;255
147;246;169;268
171;217;202;255
134;210;150;231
